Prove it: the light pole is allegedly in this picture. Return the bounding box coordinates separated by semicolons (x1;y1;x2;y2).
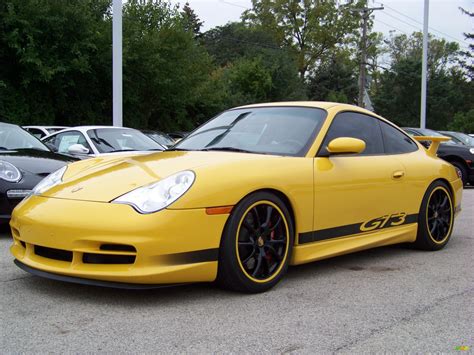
420;0;429;129
112;0;123;127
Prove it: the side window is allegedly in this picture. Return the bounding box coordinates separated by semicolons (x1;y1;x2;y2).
321;112;384;155
379;121;418;154
47;131;92;154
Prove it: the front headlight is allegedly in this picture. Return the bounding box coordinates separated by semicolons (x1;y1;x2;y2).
470;148;474;154
112;170;195;213
31;165;67;196
0;161;22;182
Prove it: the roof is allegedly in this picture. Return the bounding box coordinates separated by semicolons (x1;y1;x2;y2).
23;126;67;129
234;101;379;116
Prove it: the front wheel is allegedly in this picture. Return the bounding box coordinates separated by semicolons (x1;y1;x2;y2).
414;181;455;251
451;161;467;186
217;192;294;293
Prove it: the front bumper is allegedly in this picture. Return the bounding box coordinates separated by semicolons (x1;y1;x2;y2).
0;193;25;224
10;196;229;285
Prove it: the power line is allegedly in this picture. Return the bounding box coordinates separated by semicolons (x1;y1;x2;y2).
375;19;410;36
218;0;248;10
380;12;469;49
374;1;469;45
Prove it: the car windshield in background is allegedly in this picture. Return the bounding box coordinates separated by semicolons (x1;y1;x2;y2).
147;132;175;147
415;128;458;145
46;128;65;134
449;132;474;146
0;123;49;151
87;128;164;153
175;107;327;157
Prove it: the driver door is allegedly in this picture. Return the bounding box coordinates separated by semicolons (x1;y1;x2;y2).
308;111;409;243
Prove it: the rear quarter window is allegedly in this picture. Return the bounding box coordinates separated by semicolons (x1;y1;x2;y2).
379;121;418;154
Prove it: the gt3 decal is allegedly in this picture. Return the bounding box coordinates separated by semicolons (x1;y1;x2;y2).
299;213;418;244
359;213;407;232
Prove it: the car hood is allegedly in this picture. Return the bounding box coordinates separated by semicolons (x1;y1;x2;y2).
0;149;76;175
42;151;277;202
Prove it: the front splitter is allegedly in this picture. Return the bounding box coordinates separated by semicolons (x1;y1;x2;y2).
14;259;186;290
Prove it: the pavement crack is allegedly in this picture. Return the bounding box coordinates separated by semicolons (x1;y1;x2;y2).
1;275;31;283
333;287;474;353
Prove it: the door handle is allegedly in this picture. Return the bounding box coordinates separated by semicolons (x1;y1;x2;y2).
392;171;405;179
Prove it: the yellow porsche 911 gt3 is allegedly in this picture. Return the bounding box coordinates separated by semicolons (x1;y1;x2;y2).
10;102;463;293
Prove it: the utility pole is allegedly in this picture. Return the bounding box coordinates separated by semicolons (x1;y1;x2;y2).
420;0;429;129
352;3;383;108
112;0;123;127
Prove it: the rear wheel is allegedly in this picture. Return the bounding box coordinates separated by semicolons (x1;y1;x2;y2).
217;192;294;293
414;181;454;251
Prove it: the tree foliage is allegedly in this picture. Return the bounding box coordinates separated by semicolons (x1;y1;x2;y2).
243;0;364;78
0;0;111;125
372;32;473;129
0;1;472;133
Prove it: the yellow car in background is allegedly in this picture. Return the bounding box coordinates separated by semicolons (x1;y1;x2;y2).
10;102;463;293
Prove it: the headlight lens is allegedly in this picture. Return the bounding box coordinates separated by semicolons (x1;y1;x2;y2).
0;161;22;182
470;148;474;154
112;170;195;213
31;166;67;196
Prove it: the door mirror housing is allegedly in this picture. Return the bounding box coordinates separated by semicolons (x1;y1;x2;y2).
326;137;366;155
67;143;90;155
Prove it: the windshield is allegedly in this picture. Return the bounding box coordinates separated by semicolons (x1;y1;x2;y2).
175;107;327;156
47;127;66;134
447;132;474;146
0;123;49;151
87;128;165;153
415;128;457;145
147;132;175;147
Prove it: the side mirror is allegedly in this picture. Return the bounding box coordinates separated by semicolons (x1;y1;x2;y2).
67;143;90;155
326;137;366;155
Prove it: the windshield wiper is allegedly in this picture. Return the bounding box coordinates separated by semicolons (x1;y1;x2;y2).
109;149;135;153
165;147;193;151
200;147;257;154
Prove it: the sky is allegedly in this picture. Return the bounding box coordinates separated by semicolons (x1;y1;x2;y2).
174;0;473;51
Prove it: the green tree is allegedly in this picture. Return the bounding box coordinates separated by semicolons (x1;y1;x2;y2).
372;32;472;129
459;7;473;79
181;2;203;39
307;51;358;103
122;0;213;130
0;0;112;125
243;0;364;78
448;110;474;133
202;22;306;106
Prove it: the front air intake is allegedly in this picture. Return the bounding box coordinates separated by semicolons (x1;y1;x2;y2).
82;253;135;264
34;245;73;262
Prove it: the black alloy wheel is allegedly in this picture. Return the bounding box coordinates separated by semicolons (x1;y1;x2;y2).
237;203;288;281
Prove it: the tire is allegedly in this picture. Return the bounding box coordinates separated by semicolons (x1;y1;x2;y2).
414;181;455;251
217;191;294;293
450;161;467;186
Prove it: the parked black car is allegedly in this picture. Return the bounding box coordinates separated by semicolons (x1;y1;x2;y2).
0;122;76;224
439;131;474;148
403;127;474;186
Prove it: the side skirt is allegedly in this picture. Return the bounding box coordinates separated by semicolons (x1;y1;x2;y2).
290;223;418;266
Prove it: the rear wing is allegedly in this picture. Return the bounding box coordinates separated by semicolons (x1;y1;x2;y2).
412;136;450;157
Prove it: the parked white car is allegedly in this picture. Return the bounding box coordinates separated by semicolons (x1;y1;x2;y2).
23;126;68;139
41;126;165;158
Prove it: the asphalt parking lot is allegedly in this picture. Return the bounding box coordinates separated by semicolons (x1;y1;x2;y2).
1;189;473;353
